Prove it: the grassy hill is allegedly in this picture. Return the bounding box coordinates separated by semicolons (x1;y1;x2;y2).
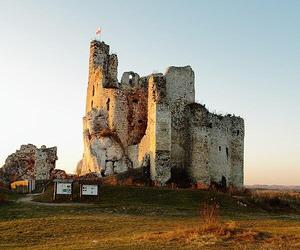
33;184;258;216
0;185;300;249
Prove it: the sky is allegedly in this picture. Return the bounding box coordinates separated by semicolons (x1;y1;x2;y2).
0;0;299;185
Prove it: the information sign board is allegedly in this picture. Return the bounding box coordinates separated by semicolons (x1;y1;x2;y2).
56;183;72;195
82;184;98;196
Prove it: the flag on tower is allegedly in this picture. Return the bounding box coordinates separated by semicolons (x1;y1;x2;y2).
96;27;101;36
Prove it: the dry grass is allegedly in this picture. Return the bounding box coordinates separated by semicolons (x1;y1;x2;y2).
199;202;220;228
137;219;299;249
251;189;300;201
136;202;300;249
245;189;300;212
1;212;299;250
1;186;300;249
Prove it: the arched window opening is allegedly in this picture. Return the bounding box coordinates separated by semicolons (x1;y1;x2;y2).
91;100;93;108
226;147;229;159
237;130;240;136
92;85;95;96
129;74;133;85
219;146;221;152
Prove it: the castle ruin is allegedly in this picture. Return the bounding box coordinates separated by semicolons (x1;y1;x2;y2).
77;40;244;187
0;144;58;185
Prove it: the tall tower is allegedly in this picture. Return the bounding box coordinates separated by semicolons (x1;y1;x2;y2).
85;40;118;114
80;40;128;175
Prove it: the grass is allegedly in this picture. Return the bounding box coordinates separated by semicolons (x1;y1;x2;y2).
33;183;266;217
0;187;21;203
250;189;300;210
0;192;8;203
0;186;300;249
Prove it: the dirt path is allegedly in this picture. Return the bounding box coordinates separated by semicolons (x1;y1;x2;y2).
17;194;92;207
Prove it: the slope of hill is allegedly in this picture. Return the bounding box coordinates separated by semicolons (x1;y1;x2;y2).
0;185;299;249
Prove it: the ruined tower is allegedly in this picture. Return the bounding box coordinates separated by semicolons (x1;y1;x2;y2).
78;39;245;187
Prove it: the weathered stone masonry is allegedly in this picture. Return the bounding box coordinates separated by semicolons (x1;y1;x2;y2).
0;144;58;184
78;40;245;188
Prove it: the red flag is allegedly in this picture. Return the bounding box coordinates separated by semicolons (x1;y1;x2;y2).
96;27;101;36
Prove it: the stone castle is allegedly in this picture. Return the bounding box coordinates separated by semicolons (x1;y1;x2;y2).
77;40;244;187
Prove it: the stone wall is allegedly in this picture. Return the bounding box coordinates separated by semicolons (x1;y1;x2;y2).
35;145;58;180
165;66;195;170
187;103;244;187
146;74;171;183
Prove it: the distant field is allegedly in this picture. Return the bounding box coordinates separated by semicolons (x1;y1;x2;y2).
0;185;300;249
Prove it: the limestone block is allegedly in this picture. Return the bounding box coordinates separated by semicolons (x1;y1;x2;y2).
113;158;128;174
91;137;112;150
104;161;114;176
86;109;108;135
90;140;107;170
50;169;67;180
99;137;113;148
106;141;123;161
154;151;171;184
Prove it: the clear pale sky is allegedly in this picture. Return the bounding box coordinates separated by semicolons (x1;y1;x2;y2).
0;0;299;185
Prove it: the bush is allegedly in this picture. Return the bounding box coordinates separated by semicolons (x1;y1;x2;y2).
199;202;220;227
245;190;300;212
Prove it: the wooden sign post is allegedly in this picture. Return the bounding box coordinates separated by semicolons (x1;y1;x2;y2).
53;179;74;201
79;180;100;201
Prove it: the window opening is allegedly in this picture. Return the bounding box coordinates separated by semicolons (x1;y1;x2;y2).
106;98;110;111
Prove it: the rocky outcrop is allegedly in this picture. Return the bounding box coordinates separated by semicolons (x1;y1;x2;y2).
50;169;67;180
80;108;132;176
0;144;58;185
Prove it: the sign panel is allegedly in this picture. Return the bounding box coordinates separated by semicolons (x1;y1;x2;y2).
56;183;72;195
82;184;98;196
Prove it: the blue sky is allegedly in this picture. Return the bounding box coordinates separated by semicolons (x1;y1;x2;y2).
0;0;299;184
